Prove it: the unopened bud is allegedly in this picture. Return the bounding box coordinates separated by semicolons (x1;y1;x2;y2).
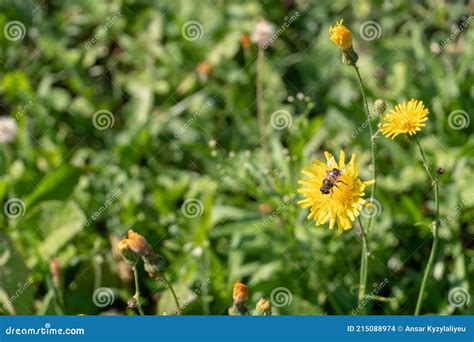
143;252;166;278
127;298;137;309
254;298;272;315
341;45;359;66
49;258;61;287
118;230;152;266
232;282;248;304
374;99;386;117
118;239;140;266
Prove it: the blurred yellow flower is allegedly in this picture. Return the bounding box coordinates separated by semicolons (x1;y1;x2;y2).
298;151;375;233
381;99;429;139
329;19;353;50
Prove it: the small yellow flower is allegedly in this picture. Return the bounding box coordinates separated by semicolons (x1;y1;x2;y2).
298;151;375;233
381;99;429;139
329;19;353;50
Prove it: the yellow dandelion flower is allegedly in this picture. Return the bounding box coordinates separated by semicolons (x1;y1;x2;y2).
381;99;429;139
329;19;353;50
298;151;375;233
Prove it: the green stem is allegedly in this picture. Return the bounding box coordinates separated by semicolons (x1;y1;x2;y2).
162;275;181;314
132;265;145;316
353;66;377;233
357;217;368;313
256;47;267;150
414;137;435;184
414;138;440;315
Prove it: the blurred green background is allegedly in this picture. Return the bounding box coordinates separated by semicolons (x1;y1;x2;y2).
0;0;473;315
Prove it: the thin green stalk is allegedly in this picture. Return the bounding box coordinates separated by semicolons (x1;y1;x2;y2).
352;66;375;308
132;265;145;316
357;217;368;313
353;66;377;233
256;47;266;150
162;275;181;314
414;137;440;315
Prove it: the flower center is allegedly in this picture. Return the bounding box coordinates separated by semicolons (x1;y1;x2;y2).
330;176;354;206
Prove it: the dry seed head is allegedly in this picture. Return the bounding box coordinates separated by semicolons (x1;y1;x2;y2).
251;20;276;48
0;117;18;143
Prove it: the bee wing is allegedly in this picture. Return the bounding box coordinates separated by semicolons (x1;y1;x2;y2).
326;156;335;170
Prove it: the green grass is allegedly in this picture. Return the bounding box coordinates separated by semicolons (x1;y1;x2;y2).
0;0;472;316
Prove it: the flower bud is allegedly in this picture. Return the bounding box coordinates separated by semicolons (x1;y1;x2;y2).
49;258;61;288
254;298;272;315
374;99;386;117
127;298;137;309
118;239;140;266
125;230;152;255
232;281;248;304
329;20;353;51
341;46;359;66
142;252;166;278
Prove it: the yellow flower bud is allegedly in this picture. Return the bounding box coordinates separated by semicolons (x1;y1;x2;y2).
118;239;140;266
329;20;353;50
232;281;248;304
255;298;272;315
125;230;151;255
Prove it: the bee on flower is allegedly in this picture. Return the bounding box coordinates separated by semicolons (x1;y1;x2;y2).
298;151;375;233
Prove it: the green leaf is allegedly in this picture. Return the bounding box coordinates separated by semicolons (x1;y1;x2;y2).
36;201;86;262
24;165;81;208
